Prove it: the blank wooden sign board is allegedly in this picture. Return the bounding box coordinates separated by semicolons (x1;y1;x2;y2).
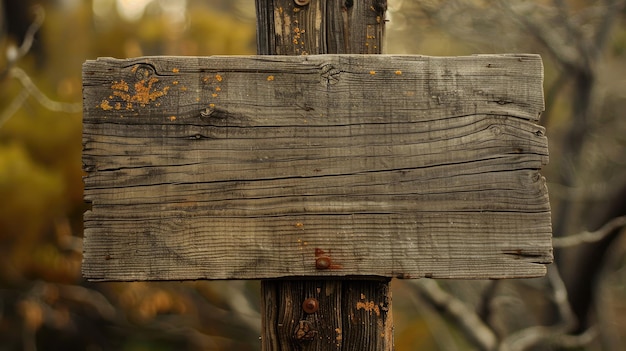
83;2;553;349
82;54;552;282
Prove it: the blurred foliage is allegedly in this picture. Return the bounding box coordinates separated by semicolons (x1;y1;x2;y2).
1;0;259;350
1;0;626;350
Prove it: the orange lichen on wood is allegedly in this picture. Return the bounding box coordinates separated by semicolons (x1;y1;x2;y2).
111;80;131;102
356;299;381;317
99;100;113;110
132;78;170;107
103;78;170;110
111;80;129;92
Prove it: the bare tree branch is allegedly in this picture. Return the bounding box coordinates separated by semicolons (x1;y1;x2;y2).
56;283;117;321
405;287;461;351
547;266;577;330
553;216;626;248
0;88;29;128
591;0;626;57
476;281;499;331
0;67;82;128
497;0;581;69
414;279;498;351
498;265;587;351
221;281;261;335
552;0;586;54
414;265;591;351
499;325;598;351
1;5;44;76
556;327;600;348
0;5;80;129
8;67;82;113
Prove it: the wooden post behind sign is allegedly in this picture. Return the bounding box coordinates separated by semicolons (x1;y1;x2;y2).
255;1;392;350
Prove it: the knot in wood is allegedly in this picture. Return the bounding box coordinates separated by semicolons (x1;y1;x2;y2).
320;64;341;87
133;64;155;81
489;125;502;136
200;106;215;117
294;0;310;6
293;320;317;342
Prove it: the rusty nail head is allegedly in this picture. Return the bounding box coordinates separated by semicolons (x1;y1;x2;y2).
315;256;331;270
302;298;319;314
294;0;310;6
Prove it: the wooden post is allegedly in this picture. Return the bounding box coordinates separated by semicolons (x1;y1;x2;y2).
255;1;392;350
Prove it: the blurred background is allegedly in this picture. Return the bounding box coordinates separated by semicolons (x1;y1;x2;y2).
1;0;625;350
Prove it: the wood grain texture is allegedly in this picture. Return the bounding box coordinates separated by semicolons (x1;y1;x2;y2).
82;54;551;281
261;279;392;351
256;0;386;55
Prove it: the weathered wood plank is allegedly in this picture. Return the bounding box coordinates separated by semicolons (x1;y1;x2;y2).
82;54;551;281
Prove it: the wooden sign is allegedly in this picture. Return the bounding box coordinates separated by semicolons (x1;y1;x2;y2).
82;54;552;281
